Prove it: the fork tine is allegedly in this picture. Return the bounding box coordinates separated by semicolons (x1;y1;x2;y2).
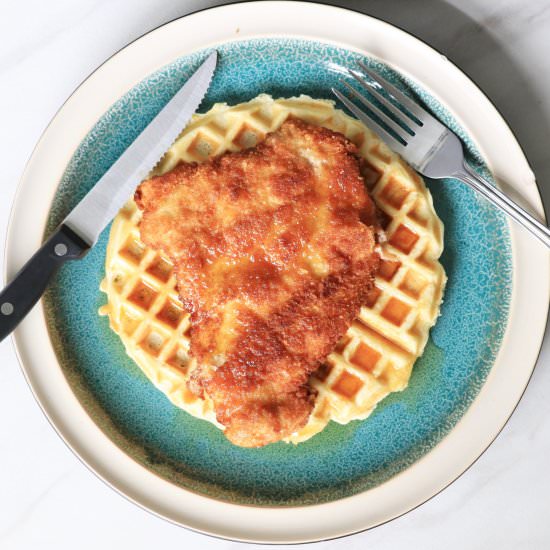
340;79;413;139
357;60;431;125
348;69;418;134
331;88;408;156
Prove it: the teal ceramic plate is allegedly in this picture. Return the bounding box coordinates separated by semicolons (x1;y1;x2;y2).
6;2;549;543
44;37;512;507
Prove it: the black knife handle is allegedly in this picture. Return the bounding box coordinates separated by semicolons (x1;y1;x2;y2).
0;224;89;342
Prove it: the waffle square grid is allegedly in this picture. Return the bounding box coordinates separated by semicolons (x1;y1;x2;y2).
100;95;446;443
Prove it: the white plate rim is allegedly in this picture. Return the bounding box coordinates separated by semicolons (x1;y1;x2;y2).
4;1;550;544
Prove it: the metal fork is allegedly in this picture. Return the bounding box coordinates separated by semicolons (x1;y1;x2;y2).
332;61;550;248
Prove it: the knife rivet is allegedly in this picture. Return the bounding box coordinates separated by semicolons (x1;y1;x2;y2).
54;243;68;257
1;302;14;316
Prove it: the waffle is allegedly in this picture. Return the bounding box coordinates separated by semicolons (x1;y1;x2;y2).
99;95;446;443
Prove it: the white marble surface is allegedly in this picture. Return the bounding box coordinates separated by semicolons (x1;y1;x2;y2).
1;0;549;548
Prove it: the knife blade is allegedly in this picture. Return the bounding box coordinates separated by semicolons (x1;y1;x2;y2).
0;51;217;341
65;50;217;245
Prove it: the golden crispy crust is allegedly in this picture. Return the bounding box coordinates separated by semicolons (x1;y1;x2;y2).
135;118;379;446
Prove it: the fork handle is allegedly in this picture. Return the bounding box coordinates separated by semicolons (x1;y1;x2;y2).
454;162;550;249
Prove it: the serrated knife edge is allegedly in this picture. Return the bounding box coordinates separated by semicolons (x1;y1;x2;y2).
64;50;217;245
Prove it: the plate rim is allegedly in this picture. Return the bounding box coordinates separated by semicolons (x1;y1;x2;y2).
5;0;550;544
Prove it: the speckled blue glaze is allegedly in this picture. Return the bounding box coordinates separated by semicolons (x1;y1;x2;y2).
44;38;511;506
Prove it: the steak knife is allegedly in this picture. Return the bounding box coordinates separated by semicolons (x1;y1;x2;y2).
0;51;217;342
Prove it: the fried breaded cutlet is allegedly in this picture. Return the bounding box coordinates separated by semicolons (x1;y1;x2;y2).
135;118;379;447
